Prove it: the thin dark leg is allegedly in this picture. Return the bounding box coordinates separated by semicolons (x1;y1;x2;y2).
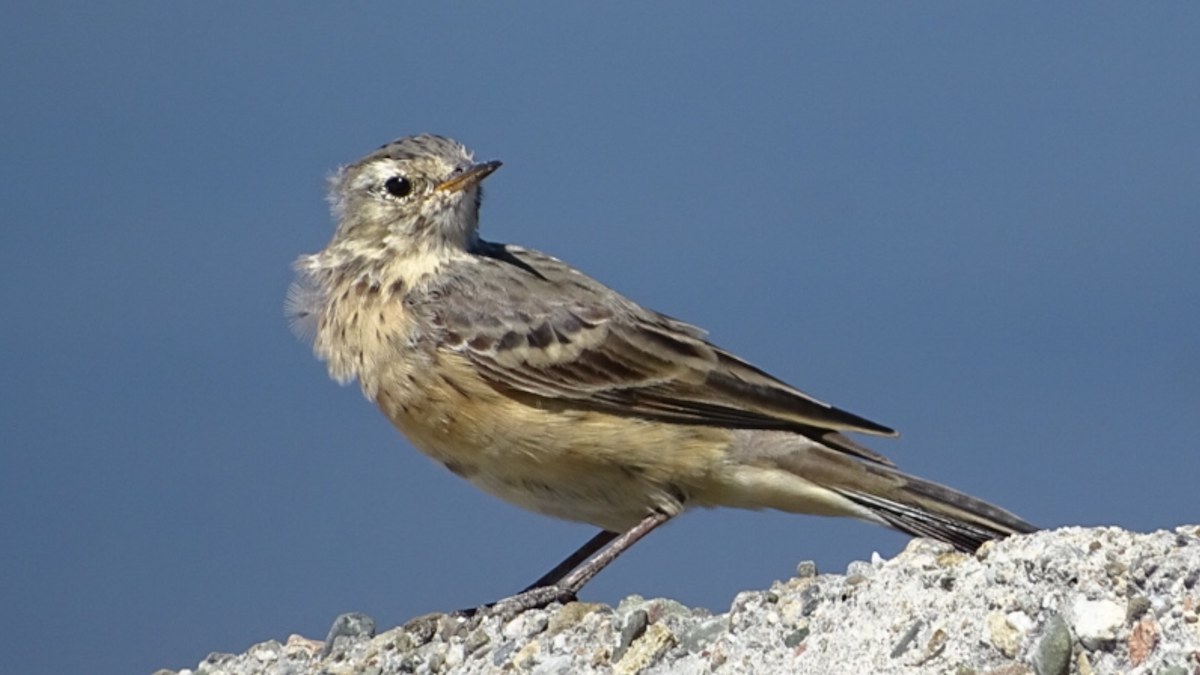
489;511;672;616
555;512;669;594
522;529;619;591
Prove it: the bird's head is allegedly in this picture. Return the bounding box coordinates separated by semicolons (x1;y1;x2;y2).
328;134;501;260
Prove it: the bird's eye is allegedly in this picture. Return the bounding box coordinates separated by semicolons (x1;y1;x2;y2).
384;176;413;198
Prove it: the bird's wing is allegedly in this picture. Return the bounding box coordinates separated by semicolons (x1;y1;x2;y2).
431;245;898;465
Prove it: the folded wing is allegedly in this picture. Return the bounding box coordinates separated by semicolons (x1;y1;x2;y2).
431;244;900;466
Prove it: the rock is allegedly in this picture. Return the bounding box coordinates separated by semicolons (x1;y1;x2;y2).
1126;595;1153;623
681;615;726;652
1069;598;1123;649
1033;614;1071;675
1129;617;1159;666
890;619;923;658
613;622;676;675
612;609;648;662
157;526;1200;675
986;611;1025;658
795;560;818;578
322;613;377;658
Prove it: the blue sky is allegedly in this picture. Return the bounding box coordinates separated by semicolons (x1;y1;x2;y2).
2;4;1197;674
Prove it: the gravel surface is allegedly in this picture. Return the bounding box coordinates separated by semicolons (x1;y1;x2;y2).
155;525;1200;675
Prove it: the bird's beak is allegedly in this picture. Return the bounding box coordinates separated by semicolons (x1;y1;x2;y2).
436;160;503;194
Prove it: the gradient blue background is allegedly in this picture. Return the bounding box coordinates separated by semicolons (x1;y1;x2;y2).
2;4;1197;674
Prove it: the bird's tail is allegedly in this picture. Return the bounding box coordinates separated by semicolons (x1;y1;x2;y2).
717;431;1037;552
832;462;1037;552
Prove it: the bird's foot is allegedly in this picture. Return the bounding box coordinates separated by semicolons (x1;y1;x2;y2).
458;584;578;621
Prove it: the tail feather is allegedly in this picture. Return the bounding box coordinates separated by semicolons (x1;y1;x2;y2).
725;430;1037;553
837;464;1037;551
837;487;1034;552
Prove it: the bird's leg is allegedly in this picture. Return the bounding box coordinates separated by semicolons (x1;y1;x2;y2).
483;511;672;617
521;529;619;591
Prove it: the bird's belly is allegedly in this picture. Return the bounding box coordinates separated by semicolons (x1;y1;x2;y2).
460;454;668;532
371;360;729;532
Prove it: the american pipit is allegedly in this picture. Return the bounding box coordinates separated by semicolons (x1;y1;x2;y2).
288;134;1036;612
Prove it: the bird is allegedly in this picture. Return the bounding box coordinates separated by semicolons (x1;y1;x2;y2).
287;134;1036;612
